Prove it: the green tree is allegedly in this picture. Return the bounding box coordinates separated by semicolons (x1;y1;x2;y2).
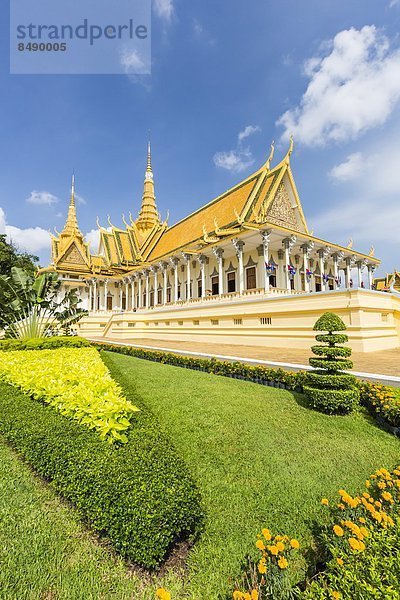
0;267;88;338
0;234;39;277
304;312;360;414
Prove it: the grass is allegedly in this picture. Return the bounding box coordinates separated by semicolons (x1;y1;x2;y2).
102;351;400;600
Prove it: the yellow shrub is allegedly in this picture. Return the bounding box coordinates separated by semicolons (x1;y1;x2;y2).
0;348;138;443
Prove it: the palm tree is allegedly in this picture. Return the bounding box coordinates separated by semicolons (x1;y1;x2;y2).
0;267;88;339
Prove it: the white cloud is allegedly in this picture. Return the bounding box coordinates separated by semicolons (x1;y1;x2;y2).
0;207;50;254
213;148;254;173
85;226;112;254
389;0;399;7
277;26;400;146
85;228;101;253
75;194;86;205
26;190;59;206
238;125;261;143
153;0;174;21
214;125;261;173
120;48;149;74
329;152;366;181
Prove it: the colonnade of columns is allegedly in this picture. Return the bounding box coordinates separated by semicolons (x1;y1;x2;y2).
85;230;377;312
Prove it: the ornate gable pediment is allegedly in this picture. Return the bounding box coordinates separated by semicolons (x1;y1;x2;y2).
266;183;301;231
57;240;89;269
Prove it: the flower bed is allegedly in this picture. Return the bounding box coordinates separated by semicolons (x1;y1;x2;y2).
226;465;400;599
359;382;400;433
0;347;138;443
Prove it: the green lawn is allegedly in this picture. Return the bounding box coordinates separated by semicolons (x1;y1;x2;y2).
103;351;400;599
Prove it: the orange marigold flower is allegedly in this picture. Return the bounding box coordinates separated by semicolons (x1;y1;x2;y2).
262;528;271;541
256;540;265;551
156;589;171;600
333;525;344;537
338;503;345;510
365;480;371;488
268;545;279;556
278;556;288;569
258;558;267;574
321;498;329;506
359;517;366;524
382;491;392;501
360;527;369;537
290;539;300;549
251;591;259;600
331;592;341;599
276;541;285;552
336;557;344;566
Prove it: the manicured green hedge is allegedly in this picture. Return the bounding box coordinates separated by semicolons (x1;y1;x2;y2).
0;336;91;351
94;342;308;391
0;377;203;568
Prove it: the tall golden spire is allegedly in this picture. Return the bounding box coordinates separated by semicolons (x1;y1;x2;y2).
136;139;160;233
61;174;81;236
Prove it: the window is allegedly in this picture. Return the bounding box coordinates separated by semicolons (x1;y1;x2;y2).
211;276;219;295
122;295;126;310
234;318;242;325
157;289;162;304
178;320;184;326
165;321;170;326
154;322;159;326
193;320;200;326
150;291;154;307
246;266;257;290
198;280;202;298
269;274;277;288
211;319;219;326
227;271;236;293
128;322;136;327
106;295;113;310
167;287;171;303
142;292;146;306
260;317;272;325
177;284;181;300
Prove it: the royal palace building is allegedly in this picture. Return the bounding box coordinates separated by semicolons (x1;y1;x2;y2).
43;139;400;351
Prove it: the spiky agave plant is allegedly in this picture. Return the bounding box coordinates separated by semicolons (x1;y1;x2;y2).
0;267;88;339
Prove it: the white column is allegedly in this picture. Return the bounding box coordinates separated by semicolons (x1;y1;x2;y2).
170;258;179;302
301;243;313;293
119;284;123;310
282;238;294;292
125;280;130;310
138;275;143;308
152;267;158;306
345;258;352;288
131;276;135;310
198;255;207;298
319;250;326;292
332;255;339;290
261;230;271;292
213;247;224;295
356;261;363;288
145;271;150;308
103;280;108;311
161;263;168;304
183;254;192;301
367;264;375;289
232;239;245;293
88;282;93;311
93;280;97;311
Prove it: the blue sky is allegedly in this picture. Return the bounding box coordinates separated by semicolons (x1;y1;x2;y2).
1;0;400;274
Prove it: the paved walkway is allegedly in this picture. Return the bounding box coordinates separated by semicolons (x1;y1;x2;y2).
92;336;400;385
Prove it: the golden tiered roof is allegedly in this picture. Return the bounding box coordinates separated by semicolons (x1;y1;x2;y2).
46;138;378;279
374;271;400;292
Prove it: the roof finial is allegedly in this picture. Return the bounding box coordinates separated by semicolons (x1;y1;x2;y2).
265;140;275;170
71;172;75;205
285;135;294;164
147;130;152;173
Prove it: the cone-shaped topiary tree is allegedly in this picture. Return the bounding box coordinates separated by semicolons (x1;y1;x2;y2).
304;312;360;414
